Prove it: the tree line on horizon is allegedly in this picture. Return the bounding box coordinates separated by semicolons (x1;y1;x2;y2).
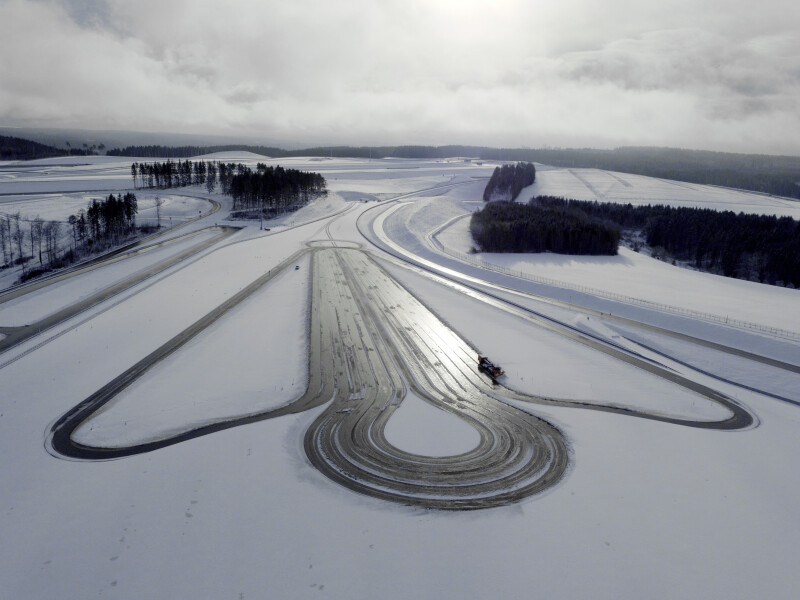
1;135;106;160
1;135;67;160
105;143;800;198
110;144;287;159
5;132;799;199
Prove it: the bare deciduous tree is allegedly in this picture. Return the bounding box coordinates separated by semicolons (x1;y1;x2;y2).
155;195;163;229
44;221;60;266
31;216;44;266
0;216;10;266
11;213;25;274
67;214;78;252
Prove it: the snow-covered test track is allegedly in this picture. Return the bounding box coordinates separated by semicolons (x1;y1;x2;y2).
34;184;753;512
45;238;754;509
2;155;800;598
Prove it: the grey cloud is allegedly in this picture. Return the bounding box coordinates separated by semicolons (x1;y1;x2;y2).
3;0;800;153
36;0;122;32
224;86;268;107
160;48;219;88
560;29;800;119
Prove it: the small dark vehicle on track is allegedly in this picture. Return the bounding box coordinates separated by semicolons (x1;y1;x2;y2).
478;355;505;382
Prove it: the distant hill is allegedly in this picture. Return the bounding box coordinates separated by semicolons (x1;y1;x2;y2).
480;146;800;199
0;135;66;160
106;144;800;198
7;130;798;199
0;126;300;155
107;144;286;159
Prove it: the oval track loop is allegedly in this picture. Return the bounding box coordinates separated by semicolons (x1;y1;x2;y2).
303;248;568;510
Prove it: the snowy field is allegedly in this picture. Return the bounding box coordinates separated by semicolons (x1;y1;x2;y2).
1;155;799;599
528;165;800;219
73;252;311;447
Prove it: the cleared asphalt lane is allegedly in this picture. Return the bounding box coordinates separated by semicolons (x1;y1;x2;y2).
48;245;754;510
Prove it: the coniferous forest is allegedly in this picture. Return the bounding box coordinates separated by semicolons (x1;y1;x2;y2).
227;164;327;215
130;160;326;217
470;200;620;255
1;135;104;159
532;196;800;287
483;162;537;201
1;135;66;160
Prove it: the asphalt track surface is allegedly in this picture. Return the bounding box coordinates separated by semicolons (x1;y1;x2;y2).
48;241;754;510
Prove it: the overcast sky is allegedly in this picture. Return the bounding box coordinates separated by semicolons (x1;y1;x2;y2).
1;0;799;154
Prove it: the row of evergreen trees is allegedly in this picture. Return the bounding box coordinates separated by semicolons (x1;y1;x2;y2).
79;193;139;243
131;160;326;216
534;196;800;287
132;159;248;195
228;163;326;214
131;160;219;191
483;162;537;202
470;200;620;255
